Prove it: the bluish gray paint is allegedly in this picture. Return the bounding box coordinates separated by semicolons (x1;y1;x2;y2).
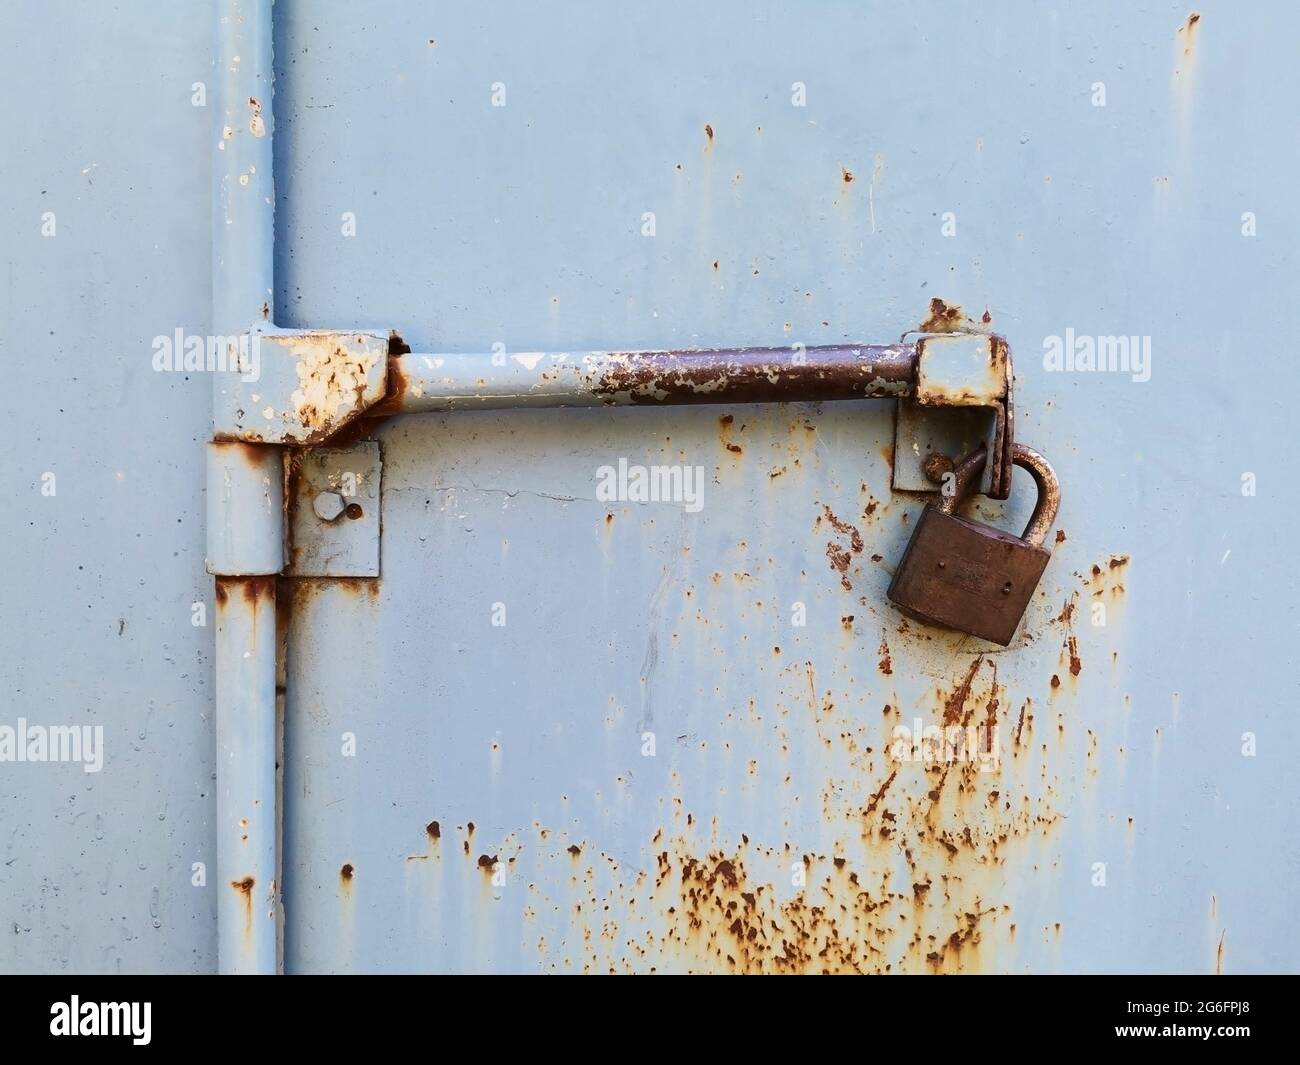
1;0;1297;974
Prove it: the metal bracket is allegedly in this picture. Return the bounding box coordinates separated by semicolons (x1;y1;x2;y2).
214;328;389;445
892;333;1014;499
287;443;383;577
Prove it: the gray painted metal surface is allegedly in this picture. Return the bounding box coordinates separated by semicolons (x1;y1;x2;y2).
3;0;1299;974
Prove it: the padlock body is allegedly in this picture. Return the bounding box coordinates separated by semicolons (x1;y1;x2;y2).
887;504;1050;645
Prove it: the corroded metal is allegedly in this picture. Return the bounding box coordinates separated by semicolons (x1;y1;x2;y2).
380;344;917;413
888;445;1061;645
214;329;390;445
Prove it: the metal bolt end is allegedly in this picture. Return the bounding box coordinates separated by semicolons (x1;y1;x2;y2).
313;491;346;522
923;452;954;484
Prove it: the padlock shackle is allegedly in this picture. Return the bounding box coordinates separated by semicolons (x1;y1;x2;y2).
936;444;988;516
1012;443;1061;547
935;442;1060;547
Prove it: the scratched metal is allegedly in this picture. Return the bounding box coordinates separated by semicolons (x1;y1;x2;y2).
272;1;1300;975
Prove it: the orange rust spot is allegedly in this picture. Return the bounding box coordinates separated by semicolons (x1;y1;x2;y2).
822;505;863;553
241;575;275;605
340;863;354;881
230;876;255;935
1055;529;1067;544
426;820;440;840
567;844;582;857
919;298;966;333
1050;674;1061;689
477;854;498;871
878;637;893;676
704;123;714;144
941;657;985;726
841;166;854;184
215;576;274;610
210;439;271;469
825;543;853;590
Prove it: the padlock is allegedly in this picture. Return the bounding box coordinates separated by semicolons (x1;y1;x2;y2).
887;442;1061;645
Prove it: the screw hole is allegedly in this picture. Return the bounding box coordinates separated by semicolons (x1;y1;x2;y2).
1001;580;1013;595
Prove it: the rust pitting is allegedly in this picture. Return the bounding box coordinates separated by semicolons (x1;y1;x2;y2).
585;345;915;406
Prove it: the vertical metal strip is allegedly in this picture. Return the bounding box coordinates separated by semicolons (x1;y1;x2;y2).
212;0;280;975
214;578;279;973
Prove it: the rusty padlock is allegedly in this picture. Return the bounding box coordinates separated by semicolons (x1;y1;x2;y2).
887;442;1061;645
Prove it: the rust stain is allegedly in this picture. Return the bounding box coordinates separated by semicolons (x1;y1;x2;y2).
340;862;354;881
822;504;864;592
587;346;912;406
840;166;854;184
821;505;864;553
426;820;441;841
525;653;1059;973
1216;928;1226;974
704;123;714;149
214;575;274;612
210;438;271;469
277;333;387;445
230;876;255;936
1178;11;1200;56
241;575;275;605
878;636;893;676
1173;12;1201;115
285;577;380;607
919;298;966;333
825;544;853;590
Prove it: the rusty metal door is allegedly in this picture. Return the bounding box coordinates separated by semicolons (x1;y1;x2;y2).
243;1;1300;975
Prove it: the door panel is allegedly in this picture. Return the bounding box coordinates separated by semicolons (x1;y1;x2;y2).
275;1;1300;973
